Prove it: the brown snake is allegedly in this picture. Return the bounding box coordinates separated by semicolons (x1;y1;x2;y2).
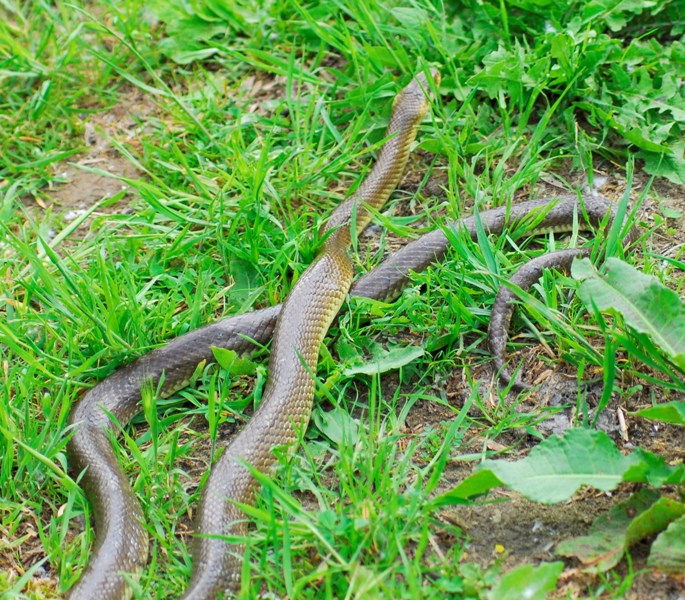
66;69;635;598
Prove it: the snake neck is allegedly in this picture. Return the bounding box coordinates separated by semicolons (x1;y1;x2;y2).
319;70;438;241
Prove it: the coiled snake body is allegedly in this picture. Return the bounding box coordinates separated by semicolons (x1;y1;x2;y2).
66;69;634;598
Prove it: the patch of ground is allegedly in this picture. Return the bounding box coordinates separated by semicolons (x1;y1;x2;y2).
0;508;60;598
397;161;685;598
402;395;685;598
440;487;685;600
32;86;159;224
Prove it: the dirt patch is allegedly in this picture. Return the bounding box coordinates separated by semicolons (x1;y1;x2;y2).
34;86;160;221
440;486;685;600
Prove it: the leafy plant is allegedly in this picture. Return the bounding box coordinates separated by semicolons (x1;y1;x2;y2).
631;401;685;427
574;257;685;372
556;489;685;573
149;0;685;183
487;562;564;600
439;428;685;574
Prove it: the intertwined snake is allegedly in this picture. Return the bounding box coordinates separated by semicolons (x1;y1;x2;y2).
66;68;635;598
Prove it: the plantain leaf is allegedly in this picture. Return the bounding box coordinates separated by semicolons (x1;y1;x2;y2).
572;258;685;370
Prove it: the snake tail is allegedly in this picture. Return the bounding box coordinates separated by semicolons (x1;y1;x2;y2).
488;203;638;389
488;248;586;389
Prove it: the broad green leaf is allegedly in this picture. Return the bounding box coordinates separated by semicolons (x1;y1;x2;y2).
573;258;685;370
556;490;685;571
436;433;685;508
487;562;563;600
660;205;683;220
228;257;262;308
631;401;685;427
623;448;685;487
212;347;257;376
343;345;424;376
312;407;359;445
649;514;685;573
478;429;638;503
443;429;639;504
625;496;685;546
641;143;685;186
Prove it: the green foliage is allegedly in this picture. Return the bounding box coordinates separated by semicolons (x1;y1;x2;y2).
150;0;685;183
487;561;564;600
649;514;685;573
439;429;685;577
440;429;685;505
556;489;685;572
574;257;685;372
631;401;685;427
340;343;425;376
2;0;683;597
212;347;259;376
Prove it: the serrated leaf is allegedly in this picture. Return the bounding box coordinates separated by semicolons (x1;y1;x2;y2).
588;105;669;152
556;490;685;571
487;562;564;600
413;429;685;509
444;429;641;504
573;257;685;370
343;345;424;376
649;514;685;572
641;143;685;185
479;429;639;503
441;429;683;505
631;401;685;426
623;448;685;487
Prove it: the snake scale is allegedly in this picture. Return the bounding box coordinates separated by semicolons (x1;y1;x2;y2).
66;68;634;598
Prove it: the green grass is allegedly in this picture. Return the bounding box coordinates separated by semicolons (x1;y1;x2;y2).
1;0;684;598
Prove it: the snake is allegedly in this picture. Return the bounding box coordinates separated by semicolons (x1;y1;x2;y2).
65;68;635;598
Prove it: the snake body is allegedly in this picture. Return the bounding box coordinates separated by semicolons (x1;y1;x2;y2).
67;70;438;598
66;68;634;598
181;229;354;598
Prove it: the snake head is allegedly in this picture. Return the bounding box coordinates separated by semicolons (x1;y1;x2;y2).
392;67;441;119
